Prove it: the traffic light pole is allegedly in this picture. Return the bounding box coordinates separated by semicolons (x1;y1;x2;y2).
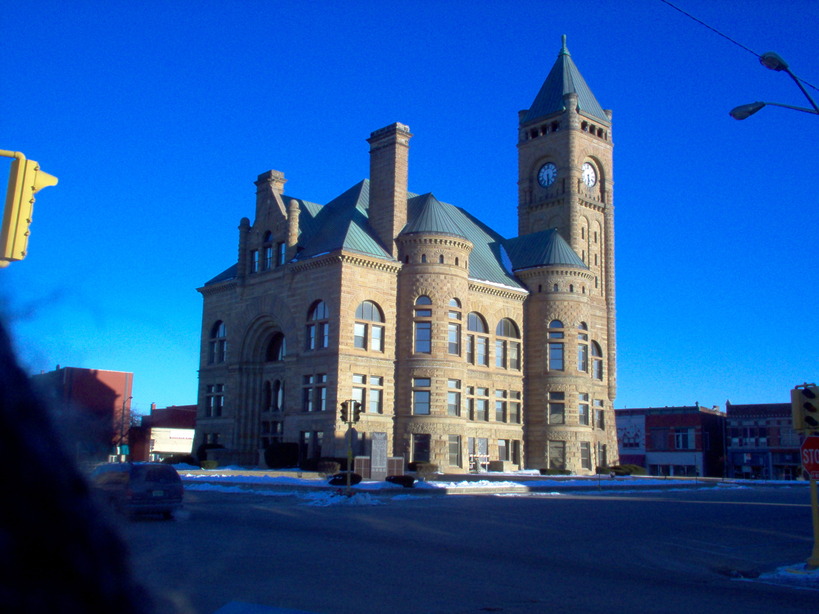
339;399;363;496
809;477;819;569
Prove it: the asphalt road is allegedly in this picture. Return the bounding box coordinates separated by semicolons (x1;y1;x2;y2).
115;485;818;614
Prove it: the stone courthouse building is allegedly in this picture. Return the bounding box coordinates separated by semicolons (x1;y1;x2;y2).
195;38;619;474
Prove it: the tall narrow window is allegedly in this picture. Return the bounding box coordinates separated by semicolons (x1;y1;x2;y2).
209;321;227;364
580;442;592;470
577;322;589;372
412;434;431;462
448;435;462;467
276;241;287;266
591;341;604;380
495;390;507;422
547;320;564;371
205;384;224;417
262;231;273;270
467;312;489;366
594;399;605;429
306;301;329;350
548;441;566;470
412;378;431;415
509;391;521;424
352;374;384;414
354;300;385;351
548;391;565;424
447;379;461;416
448;299;462;356
302;374;327;412
578;393;590;426
495;318;521;370
413;296;432;354
475;387;489;421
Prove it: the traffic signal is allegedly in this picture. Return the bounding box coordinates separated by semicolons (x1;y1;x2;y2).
352;401;363;422
1;152;58;265
791;385;819;432
339;401;349;422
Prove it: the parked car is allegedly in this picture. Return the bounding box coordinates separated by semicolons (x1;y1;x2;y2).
90;462;184;519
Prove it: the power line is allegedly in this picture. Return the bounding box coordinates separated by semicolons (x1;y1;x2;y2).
659;0;818;93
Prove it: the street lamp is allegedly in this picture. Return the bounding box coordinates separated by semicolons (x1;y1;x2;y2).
729;51;819;119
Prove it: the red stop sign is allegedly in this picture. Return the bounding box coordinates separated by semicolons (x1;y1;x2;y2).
801;437;819;479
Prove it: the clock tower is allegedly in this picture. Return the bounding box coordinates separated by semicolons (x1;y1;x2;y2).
517;36;618;472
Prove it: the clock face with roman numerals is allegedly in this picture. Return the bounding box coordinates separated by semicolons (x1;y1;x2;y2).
538;162;557;187
582;162;597;187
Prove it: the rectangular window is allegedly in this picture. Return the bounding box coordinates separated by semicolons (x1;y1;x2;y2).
495;390;507;422
597;442;607;468
675;428;694;450
414;321;432;353
448;435;462;467
509;341;521;370
264;245;273;270
206;384;224;417
475;387;489;421
412;433;431;463
578;393;590;426
371;325;384;352
548;440;566;470
594;399;605;430
580;442;592;470
448;323;461;355
354;322;367;349
369;376;384;413
509;391;521;424
413;378;431;415
548;342;564;371
302;374;327;412
651;428;670;450
548;391;565;424
319;322;329;349
578;343;588;372
277;242;287;266
251;250;259;273
476;336;488;366
498;439;509;461
466;335;475;364
447;379;461;416
495;340;506;368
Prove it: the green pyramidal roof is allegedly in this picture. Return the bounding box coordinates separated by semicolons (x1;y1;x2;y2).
521;35;609;125
402;193;468;239
503;228;588;271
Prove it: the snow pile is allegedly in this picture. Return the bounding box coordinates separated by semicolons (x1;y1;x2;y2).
303;491;383;507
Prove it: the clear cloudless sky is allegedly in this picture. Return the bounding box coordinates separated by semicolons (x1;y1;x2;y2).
2;0;817;414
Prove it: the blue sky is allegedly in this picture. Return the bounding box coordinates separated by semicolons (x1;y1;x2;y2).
2;0;817;414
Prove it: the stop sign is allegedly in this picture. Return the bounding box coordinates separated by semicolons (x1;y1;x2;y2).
801;437;819;479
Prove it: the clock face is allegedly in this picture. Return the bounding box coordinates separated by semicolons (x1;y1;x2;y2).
538;162;557;187
582;162;597;187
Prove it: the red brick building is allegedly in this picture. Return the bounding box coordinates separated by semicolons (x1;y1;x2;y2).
725;401;803;480
616;405;726;477
31;366;134;464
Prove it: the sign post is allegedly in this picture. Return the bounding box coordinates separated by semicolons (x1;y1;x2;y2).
800;437;819;569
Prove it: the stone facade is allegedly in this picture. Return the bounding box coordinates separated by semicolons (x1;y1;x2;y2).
195;40;619;474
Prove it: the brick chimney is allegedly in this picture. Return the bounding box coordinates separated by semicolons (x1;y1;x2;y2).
367;123;412;258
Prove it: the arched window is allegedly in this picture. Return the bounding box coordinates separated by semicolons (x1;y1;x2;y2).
547;320;564;371
266;332;286;362
577;322;589;372
209;321;227;364
262;231;273;270
413;296;432;354
495;318;521;370
447;298;462;355
467;312;489;366
354;300;385;351
592;341;604;380
306;301;329;350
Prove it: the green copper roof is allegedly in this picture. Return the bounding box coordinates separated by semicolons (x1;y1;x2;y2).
402;194;468;239
503;228;588;271
205;180;586;290
521;35;609;125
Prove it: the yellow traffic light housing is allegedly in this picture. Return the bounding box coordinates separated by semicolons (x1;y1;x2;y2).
792;384;819;433
1;150;58;266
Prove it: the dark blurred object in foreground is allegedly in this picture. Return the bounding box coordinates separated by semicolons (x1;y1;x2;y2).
0;322;152;613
